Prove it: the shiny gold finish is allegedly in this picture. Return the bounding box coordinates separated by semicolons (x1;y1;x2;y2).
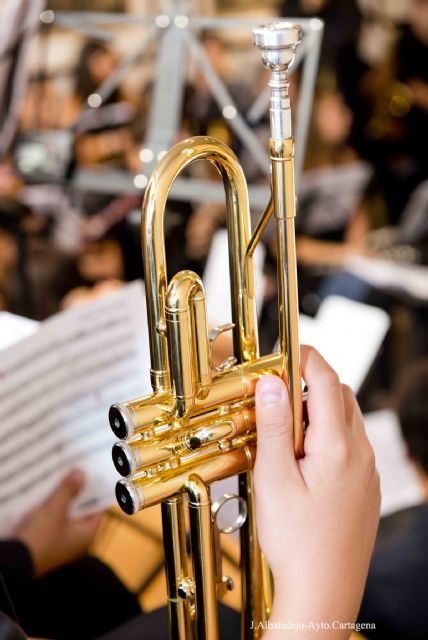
110;21;305;640
270;138;303;456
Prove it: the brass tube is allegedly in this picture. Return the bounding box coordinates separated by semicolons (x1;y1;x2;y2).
113;408;254;478
239;471;264;639
270;139;304;457
110;22;306;640
142;137;259;394
246;196;273;259
116;444;255;513
110;353;282;440
109;392;174;440
186;475;219;640
162;496;192;640
166;271;211;417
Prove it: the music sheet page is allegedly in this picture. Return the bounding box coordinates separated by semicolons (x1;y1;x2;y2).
299;296;390;393
0;281;151;536
364;409;424;517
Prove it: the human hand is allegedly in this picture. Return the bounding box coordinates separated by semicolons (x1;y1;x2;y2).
254;346;380;638
13;469;103;578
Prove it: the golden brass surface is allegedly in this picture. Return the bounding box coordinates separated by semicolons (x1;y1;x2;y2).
109;21;305;640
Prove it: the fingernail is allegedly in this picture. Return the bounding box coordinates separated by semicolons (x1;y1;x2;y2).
257;377;285;405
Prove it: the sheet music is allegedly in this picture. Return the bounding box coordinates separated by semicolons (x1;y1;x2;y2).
203;228;266;327
364;410;424;517
0;312;39;350
0;281;151;535
299;296;390;393
345;255;428;301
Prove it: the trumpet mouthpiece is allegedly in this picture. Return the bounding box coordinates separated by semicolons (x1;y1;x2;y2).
252;22;302;72
253;22;303;140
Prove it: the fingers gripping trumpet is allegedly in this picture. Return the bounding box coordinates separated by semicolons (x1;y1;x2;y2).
109;22;304;640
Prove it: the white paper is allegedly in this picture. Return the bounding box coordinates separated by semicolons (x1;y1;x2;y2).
346;255;428;301
364;409;424;516
299;296;390;393
0;281;151;535
203;228;266;327
0;312;39;350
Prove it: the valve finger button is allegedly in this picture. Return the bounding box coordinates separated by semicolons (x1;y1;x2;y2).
109;405;130;440
115;480;141;515
112;443;135;478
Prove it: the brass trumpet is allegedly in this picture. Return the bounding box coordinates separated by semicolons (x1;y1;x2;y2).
109;22;304;640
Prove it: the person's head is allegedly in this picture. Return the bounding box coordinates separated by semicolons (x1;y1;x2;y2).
77;219;140;284
0;197;31;273
75;41;118;101
198;30;224;76
299;0;328;14
0;158;23;198
396;359;428;476
313;87;353;147
0;197;34;315
409;0;428;45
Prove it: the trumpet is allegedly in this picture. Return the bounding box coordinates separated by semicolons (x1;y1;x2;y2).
109;22;304;640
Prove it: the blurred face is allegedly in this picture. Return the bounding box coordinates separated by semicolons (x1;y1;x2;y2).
0;161;23;198
409;0;428;44
0;230;18;273
88;49;118;85
78;239;124;282
202;37;224;74
301;0;328;14
314;91;353;145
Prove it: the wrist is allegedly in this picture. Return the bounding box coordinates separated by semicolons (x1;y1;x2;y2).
268;589;361;640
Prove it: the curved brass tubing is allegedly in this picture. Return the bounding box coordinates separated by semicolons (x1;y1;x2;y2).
166;270;211;417
110;21;307;640
142;136;259;394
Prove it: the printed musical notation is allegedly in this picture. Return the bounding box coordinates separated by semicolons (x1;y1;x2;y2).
0;282;151;535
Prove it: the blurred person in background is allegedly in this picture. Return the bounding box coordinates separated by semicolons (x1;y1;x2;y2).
280;0;363;71
58;215;141;310
297;82;370;273
350;0;428;226
0;469;141;640
358;359;428;639
0;195;81;320
259;79;373;336
182;30;255;264
64;40;134;168
0;197;36;318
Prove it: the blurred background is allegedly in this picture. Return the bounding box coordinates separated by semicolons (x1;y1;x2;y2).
0;1;428;637
1;0;426;399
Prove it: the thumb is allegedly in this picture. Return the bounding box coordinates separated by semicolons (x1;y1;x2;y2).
255;375;300;486
73;511;104;543
46;469;85;514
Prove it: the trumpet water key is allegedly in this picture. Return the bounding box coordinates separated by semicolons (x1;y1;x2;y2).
109;22;304;640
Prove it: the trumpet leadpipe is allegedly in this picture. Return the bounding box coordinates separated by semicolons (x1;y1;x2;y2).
253;22;304;457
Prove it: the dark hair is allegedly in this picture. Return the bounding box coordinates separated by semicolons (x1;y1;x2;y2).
0;196;31;233
395;359;428;474
199;29;221;44
0;196;35;317
75;41;118;102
